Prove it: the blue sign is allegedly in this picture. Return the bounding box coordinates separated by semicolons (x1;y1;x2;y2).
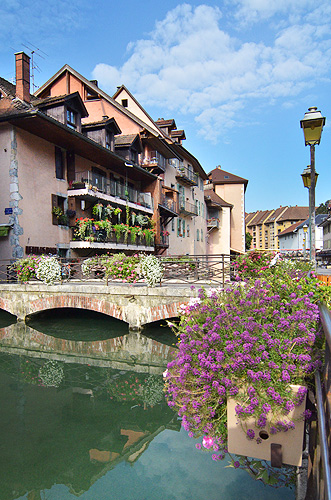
4;208;13;215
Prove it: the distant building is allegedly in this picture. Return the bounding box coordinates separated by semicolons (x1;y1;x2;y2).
277;215;327;253
246;206;309;251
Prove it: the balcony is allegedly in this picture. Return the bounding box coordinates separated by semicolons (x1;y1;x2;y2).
159;192;178;214
70;229;155;251
175;164;198;186
68;170;153;213
179;199;198;216
207;218;220;230
155;232;170;250
142;151;166;174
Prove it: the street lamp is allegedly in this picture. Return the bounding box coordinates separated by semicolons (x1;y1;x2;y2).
300;107;326;268
302;224;308;259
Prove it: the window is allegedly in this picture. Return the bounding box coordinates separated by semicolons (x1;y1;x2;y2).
187;224;190;237
183;220;186;237
86;87;99;100
106;131;114;151
121;99;128;107
66;108;77;129
55;147;65;180
52;194;67;226
201;229;203;241
197;229;200;241
177;218;182;237
171;218;175;232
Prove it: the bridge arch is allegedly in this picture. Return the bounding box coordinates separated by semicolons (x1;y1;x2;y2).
28;295;123;322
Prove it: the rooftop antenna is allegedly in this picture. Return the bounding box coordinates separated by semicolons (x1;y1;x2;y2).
21;42;48;91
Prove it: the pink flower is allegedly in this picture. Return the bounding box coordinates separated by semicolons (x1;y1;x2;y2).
202;436;214;449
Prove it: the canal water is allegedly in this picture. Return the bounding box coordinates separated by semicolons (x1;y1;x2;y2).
0;309;295;500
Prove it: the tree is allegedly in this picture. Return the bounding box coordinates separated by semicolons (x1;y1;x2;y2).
316;200;330;215
245;232;252;251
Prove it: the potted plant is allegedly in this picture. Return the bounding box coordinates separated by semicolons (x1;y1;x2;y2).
114;207;122;222
92;203;103;220
165;277;320;469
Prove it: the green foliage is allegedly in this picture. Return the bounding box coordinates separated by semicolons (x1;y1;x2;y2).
104;253;140;283
12;255;41;282
245;232;253;251
234;251;331;307
316;200;330;215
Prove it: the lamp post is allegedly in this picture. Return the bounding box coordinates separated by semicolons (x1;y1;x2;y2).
300;107;325;269
301;165;319;262
302;223;308;259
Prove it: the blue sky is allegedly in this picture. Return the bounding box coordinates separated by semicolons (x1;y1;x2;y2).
1;0;331;212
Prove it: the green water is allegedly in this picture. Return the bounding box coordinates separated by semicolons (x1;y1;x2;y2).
0;309;295;500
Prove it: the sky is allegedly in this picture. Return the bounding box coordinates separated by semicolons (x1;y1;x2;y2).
1;0;331;213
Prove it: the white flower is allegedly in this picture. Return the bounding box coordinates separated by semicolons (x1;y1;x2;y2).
36;256;61;285
140;255;163;287
38;360;64;387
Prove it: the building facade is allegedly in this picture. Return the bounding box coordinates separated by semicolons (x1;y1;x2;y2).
0;52;248;261
246;206;309;251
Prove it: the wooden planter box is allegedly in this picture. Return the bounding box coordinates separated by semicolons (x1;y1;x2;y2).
227;385;306;466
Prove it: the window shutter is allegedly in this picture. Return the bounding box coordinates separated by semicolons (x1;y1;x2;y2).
55;147;64;179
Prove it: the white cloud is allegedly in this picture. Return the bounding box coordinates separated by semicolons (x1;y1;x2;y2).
92;2;331;143
231;0;313;24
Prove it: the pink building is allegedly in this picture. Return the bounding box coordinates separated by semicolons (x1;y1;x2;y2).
0;53;248;262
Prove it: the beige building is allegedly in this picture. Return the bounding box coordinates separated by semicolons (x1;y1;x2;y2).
246;206;309;251
204;167;248;255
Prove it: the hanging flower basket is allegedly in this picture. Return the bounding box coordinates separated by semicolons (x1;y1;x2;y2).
227;384;307;466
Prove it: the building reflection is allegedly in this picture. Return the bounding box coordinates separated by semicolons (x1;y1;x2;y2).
0;327;180;500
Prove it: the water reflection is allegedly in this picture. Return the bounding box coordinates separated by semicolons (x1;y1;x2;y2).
27;308;128;341
0;309;16;328
0;313;294;500
0;322;177;373
0;351;179;500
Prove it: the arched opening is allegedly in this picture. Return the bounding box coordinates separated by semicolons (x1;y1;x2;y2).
142;318;179;347
0;309;17;328
26;308;128;341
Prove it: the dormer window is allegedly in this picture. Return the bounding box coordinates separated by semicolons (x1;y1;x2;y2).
121;99;128;108
86;87;99;101
106;131;114;151
67;109;77;129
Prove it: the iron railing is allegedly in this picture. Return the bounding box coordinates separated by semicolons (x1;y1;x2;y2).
179;199;198;216
0;254;233;286
312;304;331;500
176;164;198;186
159;192;178;213
70;171;153;210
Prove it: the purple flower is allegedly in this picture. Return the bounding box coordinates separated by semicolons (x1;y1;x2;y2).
246;429;255;440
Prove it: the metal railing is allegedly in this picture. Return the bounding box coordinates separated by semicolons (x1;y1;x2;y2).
207;218;220;229
176;164;198;185
313;304;331;500
179;199;198;216
159;192;178;213
142;152;167;172
0;254;233;286
71;171;153;210
71;230;155;249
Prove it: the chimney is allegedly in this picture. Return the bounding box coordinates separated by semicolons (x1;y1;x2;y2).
15;52;30;103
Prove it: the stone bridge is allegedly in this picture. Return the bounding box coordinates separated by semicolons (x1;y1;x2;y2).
0;282;198;331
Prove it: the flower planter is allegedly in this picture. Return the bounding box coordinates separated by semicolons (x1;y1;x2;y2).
227;385;306;466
